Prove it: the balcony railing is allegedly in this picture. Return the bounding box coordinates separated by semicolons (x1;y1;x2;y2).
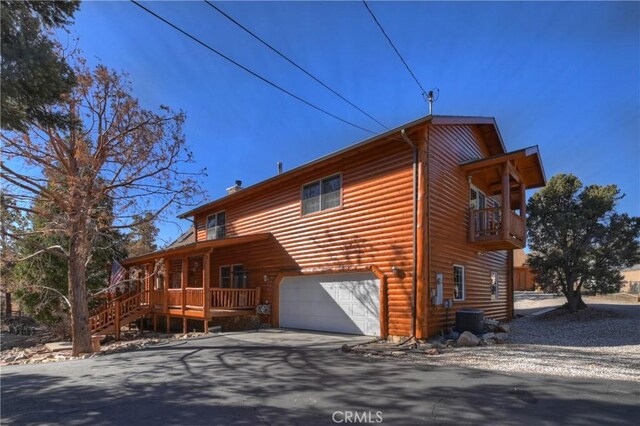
469;207;525;249
509;211;525;242
471;207;503;240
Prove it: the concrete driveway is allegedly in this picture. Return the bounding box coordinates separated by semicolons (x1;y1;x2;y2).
1;329;637;425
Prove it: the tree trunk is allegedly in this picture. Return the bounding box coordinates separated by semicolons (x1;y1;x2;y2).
575;292;588;310
68;221;92;356
4;291;12;318
566;289;588;313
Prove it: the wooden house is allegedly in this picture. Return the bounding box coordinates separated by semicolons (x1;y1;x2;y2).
513;249;537;291
620;264;640;294
90;115;545;340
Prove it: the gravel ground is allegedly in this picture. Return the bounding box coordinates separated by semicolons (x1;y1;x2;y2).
407;296;640;382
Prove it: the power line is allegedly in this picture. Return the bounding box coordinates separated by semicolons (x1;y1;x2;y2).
130;1;376;135
204;1;388;131
362;1;428;99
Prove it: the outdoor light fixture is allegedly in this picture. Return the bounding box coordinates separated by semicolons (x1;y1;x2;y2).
391;266;400;276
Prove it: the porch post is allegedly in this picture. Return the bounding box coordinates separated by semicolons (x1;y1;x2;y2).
163;257;169;314
468;207;475;242
520;182;527;245
146;263;152;306
502;163;510;240
203;251;211;315
519;183;526;217
114;300;121;341
181;256;187;315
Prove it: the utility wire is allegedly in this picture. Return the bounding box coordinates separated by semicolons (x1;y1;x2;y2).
204;1;388;131
362;1;428;99
130;0;376;134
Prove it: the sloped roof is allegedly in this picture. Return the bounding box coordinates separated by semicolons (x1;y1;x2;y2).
167;226;196;249
178;115;507;219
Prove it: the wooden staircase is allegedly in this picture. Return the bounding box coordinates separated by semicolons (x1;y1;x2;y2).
89;290;151;339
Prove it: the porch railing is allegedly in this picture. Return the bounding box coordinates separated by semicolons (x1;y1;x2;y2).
509;211;525;243
167;288;182;308
469;207;526;244
185;288;204;307
211;288;260;309
150;290;164;310
163;287;260;310
470;207;503;240
89;290;150;334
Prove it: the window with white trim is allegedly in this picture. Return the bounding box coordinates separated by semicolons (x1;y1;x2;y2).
207;211;226;240
470;185;486;210
453;265;465;301
302;174;341;215
490;271;498;300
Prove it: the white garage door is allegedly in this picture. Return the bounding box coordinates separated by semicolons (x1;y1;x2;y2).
279;273;380;336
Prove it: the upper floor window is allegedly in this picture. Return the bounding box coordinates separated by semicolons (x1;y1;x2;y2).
470;185;486;210
453;265;465;301
302;174;341;215
207;211;226;240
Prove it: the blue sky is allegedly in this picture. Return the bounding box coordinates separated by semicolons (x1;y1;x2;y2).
69;1;639;244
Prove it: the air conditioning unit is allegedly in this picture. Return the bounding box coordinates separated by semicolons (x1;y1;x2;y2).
455;309;485;334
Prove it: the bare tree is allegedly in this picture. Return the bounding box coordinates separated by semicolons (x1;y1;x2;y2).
1;63;205;355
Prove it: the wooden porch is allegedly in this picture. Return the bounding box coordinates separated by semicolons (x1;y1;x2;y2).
152;287;261;318
89;286;261;338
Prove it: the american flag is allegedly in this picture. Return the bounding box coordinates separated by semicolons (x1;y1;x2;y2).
110;259;126;291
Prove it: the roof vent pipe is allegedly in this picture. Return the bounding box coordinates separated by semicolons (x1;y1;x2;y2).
277;161;283;175
226;180;243;194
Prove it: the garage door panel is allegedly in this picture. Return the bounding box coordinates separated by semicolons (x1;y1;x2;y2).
280;273;380;336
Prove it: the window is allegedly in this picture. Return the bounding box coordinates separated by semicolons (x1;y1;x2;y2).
220;266;231;288
220;264;246;289
453;265;465;301
470;185;486;210
232;264;247;289
155;274;164;290
302;174;341;215
490;271;498;300
169;259;182;289
188;256;203;288
207;211;226;240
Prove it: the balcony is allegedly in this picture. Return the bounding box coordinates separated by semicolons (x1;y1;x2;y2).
461;146;546;251
469;207;525;250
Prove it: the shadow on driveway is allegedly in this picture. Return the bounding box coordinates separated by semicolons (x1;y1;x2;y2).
2;331;638;425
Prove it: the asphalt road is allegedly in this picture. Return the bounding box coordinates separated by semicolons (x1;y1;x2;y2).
1;330;638;425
